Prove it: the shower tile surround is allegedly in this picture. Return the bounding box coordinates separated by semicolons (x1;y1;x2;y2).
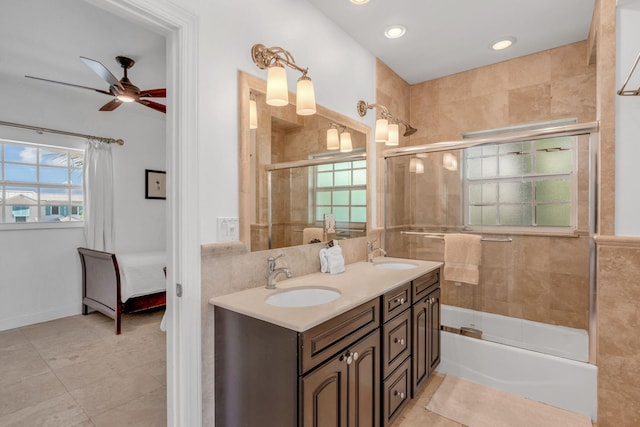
379;41;595;330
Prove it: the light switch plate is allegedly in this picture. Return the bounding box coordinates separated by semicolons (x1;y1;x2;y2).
217;217;239;242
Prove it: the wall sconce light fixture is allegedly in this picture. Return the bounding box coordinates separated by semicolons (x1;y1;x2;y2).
327;122;353;152
251;44;317;116
357;100;417;145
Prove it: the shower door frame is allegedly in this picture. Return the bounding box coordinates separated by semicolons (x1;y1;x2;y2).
382;120;599;364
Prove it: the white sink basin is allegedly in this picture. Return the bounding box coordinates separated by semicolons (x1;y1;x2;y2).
265;287;341;308
373;261;417;270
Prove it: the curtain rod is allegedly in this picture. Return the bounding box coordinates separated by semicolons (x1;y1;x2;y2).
0;120;124;145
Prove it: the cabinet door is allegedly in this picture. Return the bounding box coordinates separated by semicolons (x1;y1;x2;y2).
302;355;349;427
411;296;429;395
348;330;380;427
427;288;441;373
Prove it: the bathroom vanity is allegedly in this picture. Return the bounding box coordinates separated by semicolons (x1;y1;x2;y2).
212;258;442;427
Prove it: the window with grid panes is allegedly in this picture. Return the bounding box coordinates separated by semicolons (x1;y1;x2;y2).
313;158;366;224
1;139;84;226
463;135;576;230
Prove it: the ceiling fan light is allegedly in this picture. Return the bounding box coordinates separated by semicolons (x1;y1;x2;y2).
117;94;136;103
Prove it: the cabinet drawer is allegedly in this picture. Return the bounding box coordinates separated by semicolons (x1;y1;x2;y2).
300;298;380;374
382;357;411;427
382;309;411;378
412;269;440;301
382;282;411;322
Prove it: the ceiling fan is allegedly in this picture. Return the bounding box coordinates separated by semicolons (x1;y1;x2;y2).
26;56;166;114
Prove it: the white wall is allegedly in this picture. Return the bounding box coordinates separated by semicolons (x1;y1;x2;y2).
616;2;640;236
179;0;378;243
0;0;166;330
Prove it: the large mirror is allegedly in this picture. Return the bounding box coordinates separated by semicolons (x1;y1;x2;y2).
239;71;372;251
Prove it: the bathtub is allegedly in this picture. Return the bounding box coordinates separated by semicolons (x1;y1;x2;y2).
441;304;589;362
437;305;597;421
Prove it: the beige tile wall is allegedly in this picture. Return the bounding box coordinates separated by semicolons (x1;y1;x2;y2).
596;237;640;426
378;41;595;329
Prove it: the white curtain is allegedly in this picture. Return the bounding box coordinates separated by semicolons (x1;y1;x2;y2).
83;139;115;252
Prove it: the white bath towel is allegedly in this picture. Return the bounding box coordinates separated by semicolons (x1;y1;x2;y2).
320;245;345;274
444;233;482;285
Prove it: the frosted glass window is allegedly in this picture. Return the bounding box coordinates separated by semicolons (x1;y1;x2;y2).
352;169;367;186
537;204;571;226
1;140;83;225
316;191;331;205
316;172;333;187
333;190;349;205
334;170;351;186
312;158;366;224
351;189;366;205
463;133;576;230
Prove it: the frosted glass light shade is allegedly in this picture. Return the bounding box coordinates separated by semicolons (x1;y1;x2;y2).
386;123;399;146
296;76;316;116
327;128;340;150
410;158;424;174
415;159;424;174
339;132;353;152
266;64;288;106
375;118;389;142
249;99;258;129
443;153;458;171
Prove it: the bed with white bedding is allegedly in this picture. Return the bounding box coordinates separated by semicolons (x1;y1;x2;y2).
77;247;166;334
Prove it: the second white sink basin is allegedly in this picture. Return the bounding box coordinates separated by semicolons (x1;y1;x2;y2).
266;287;341;308
373;261;417;270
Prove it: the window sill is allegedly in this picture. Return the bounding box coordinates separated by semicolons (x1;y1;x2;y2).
0;222;84;231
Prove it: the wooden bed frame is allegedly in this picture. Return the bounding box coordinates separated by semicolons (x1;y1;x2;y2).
77;247;166;335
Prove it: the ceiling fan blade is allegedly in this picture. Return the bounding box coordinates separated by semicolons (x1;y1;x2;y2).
139;88;166;98
137;99;166;113
25;75;112;95
80;56;123;90
99;99;123;111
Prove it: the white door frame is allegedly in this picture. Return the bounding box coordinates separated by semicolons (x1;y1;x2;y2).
85;0;201;425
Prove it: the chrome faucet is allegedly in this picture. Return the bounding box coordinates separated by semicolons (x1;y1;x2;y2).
367;240;387;263
266;254;293;289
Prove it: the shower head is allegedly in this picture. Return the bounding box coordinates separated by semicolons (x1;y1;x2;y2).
403;123;417;136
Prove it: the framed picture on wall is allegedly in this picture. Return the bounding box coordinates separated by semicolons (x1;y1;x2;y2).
145;169;166;200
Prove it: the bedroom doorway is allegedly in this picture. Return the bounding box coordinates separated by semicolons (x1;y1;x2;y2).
84;0;200;425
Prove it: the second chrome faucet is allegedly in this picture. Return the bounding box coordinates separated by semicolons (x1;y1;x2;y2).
266;254;293;289
367;240;387;263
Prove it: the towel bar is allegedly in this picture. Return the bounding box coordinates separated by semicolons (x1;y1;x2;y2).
399;231;512;242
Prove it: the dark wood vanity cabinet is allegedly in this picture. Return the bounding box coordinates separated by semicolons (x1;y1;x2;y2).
302;330;380;427
214;266;441;427
412;274;441;395
215;298;380;427
381;288;412;427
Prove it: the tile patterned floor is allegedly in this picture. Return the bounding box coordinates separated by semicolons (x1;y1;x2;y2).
2;312;596;427
0;310;166;426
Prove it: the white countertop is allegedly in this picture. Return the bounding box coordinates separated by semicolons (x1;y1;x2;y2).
209;257;442;332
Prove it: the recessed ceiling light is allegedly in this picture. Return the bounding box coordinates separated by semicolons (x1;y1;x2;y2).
490;37;517;51
385;25;406;39
350;0;370;4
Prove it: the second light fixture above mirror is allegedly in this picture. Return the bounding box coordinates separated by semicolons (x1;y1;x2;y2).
251;44;316;116
357;100;417;145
